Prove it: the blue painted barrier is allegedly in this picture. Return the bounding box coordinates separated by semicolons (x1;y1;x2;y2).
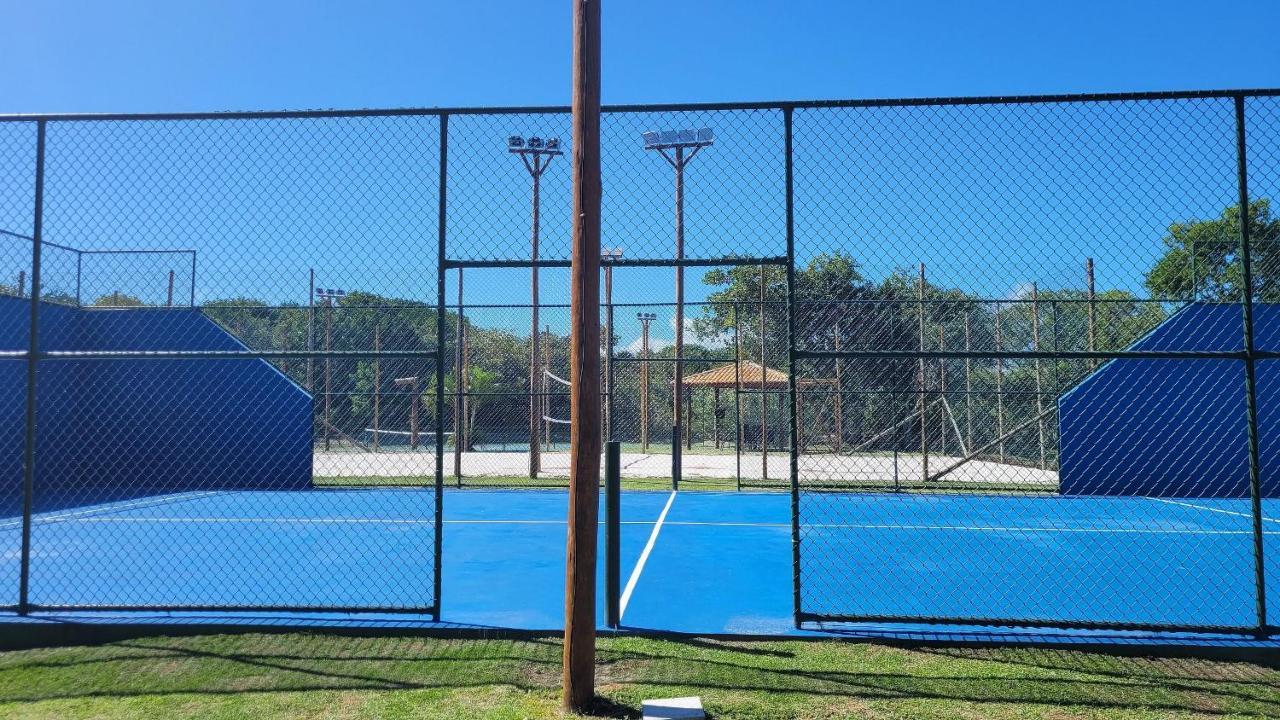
1058;302;1278;497
1;296;312;514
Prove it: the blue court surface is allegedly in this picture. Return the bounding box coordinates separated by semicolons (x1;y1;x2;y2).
0;488;1278;644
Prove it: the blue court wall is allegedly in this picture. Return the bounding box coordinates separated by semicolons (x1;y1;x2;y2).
0;296;313;514
1057;302;1279;498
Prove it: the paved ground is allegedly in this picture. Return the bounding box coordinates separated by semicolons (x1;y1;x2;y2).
313;450;1059;486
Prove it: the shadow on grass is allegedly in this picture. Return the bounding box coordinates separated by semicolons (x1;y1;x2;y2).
0;634;1277;717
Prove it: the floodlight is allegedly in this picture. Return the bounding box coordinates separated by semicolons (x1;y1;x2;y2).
508;136;525;150
528;136;544;149
641;127;716;151
545;137;561;151
602;247;624;259
636;312;657;321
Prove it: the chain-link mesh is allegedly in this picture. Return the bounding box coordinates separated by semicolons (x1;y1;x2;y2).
0;92;1276;632
9;116;443;613
793;96;1270;632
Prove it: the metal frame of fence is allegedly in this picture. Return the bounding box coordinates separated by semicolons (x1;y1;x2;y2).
1;229;196;308
2;87;1279;637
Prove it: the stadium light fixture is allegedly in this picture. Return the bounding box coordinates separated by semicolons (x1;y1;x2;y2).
641;127;714;151
508;135;564;156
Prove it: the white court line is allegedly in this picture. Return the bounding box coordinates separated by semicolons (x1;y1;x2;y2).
619;490;677;619
0;491;228;530
1148;497;1280;524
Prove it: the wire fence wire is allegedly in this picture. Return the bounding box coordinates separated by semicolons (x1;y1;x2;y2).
0;89;1278;635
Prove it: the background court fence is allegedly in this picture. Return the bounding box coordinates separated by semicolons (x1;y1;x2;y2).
0;89;1278;636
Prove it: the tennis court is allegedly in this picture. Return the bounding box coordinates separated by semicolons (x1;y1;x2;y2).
1;487;1274;634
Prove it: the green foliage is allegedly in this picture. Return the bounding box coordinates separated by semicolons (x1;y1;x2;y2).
90;291;145;307
1144;199;1280;302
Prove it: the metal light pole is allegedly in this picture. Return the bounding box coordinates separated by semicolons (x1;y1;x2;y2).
642;128;713;480
637;312;656;452
316;287;346;452
602;248;623;442
508;134;563;478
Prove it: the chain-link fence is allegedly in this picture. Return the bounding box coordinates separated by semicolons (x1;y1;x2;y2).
0;90;1277;635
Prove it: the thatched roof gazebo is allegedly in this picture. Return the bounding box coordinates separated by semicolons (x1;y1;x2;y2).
683;361;788;389
675;361;836;455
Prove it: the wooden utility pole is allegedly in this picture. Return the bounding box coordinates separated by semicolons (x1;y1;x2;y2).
563;0;601;709
938;325;946;456
1086;257;1097;370
544;325;552;448
1032;283;1046;470
638;313;653;452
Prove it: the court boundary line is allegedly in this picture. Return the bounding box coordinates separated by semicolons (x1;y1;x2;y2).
1148;497;1280;524
619;491;676;619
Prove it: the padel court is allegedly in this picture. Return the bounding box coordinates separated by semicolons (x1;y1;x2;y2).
1;487;1275;634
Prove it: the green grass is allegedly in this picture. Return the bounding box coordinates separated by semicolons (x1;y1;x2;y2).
0;633;1276;719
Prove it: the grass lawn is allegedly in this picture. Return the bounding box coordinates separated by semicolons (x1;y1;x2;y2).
0;633;1276;719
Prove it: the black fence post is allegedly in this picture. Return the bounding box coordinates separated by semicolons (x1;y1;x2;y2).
1234;95;1268;637
19;120;46;616
784;106;802;629
432;112;449;622
605;440;621;627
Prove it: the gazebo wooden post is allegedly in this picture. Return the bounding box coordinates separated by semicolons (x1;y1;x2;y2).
713;386;720;449
796;381;805;452
685;386;692;450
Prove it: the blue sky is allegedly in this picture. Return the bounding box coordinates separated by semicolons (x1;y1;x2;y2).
2;1;1278;113
1;1;1279;348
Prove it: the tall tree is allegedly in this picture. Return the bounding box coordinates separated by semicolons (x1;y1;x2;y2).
1144;199;1280;302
